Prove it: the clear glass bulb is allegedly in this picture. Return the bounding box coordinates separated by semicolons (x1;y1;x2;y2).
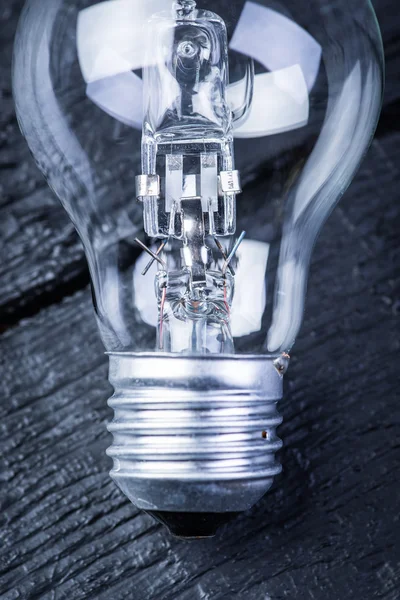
13;0;383;537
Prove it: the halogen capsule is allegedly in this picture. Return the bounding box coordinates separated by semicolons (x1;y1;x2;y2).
136;3;244;355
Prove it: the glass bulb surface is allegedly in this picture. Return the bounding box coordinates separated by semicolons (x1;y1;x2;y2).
13;0;384;536
13;0;383;358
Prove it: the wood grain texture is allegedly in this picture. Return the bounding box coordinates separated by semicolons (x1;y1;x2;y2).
0;1;399;599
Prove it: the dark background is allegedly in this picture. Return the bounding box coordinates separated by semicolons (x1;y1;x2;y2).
0;1;399;599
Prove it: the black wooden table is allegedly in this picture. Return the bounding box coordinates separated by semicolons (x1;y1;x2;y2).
1;1;399;598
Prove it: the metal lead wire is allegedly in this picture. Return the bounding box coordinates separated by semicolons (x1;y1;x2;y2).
141;241;167;276
214;237;235;276
222;231;246;274
134;238;166;270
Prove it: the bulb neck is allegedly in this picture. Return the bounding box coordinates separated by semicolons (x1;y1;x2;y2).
106;353;284;537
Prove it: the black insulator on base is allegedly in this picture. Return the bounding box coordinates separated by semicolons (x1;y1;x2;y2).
146;511;240;539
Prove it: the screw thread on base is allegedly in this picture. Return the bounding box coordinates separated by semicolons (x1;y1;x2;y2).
106;353;283;532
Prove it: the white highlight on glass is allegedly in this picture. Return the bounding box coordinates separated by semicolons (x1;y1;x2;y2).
86;71;143;129
77;0;321;138
166;155;183;213
291;63;363;223
267;62;382;352
231;66;309;138
229;1;322;91
201;153;218;212
77;0;171;83
230;239;269;337
133;251;158;328
266;260;305;354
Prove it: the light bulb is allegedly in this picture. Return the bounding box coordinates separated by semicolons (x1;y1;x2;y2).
13;0;383;538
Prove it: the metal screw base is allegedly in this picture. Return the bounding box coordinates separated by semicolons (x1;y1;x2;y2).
106;353;283;533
